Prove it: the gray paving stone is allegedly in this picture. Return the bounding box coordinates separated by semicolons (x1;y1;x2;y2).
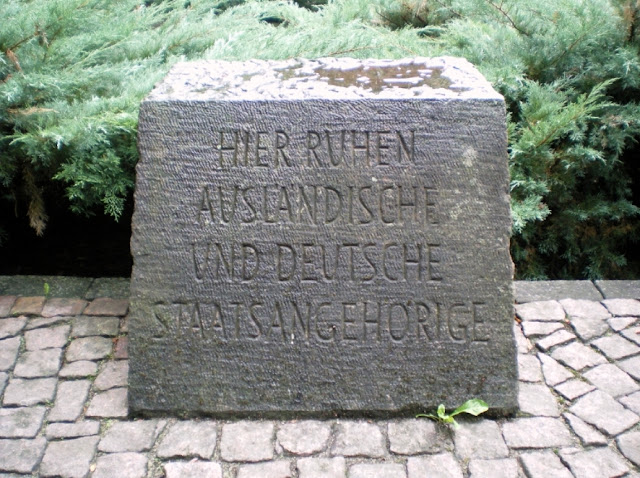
46;421;100;439
0;372;6;396
454;420;509;461
349;463;405;478
71;316;120;337
237;461;292;478
515;301;565;322
3;378;56;406
521;321;564;338
551;342;607;371
0;318;26;339
331;421;385;458
164;462;222;478
538;353;574;386
0;406;45;438
554;379;595;400
0;336;20;371
583;364;639;397
514;324;533;354
0;276;91;298
48;380;91;422
84;298;129;316
559;446;629;478
24;324;70;350
85;387;128;418
570;315;611;341
518;382;560;416
94;360;128;391
515;281;602;302
570;390;639;436
41;298;87;318
468;458;518;478
560;298;610;319
92;452;148;478
518;451;573;478
276;421;331;455
619;355;640;380
39;436;99;478
0;437;46;474
563;412;607;446
617;431;640;466
608;316;637;331
156;420;217;459
13;348;62;377
59;360;98;378
25;316;69;330
65;336;112;361
220;421;274;462
501;417;573;448
619;391;640;414
592;334;640;360
388;419;449;455
407;453;463;478
11;296;44;316
596;280;640;299
99;419;164;452
84;277;130;300
0;296;17;317
518;354;543;382
621;325;640;345
602;298;640;316
535;329;575;351
297;457;345;478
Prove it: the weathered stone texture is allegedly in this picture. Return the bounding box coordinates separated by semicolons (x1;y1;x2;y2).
129;57;516;416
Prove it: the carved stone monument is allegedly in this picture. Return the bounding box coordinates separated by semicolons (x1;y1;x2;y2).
129;57;517;416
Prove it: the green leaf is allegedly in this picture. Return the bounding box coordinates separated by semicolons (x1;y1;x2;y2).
450;399;489;418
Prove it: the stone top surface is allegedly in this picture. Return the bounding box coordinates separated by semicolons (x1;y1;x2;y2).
145;57;503;101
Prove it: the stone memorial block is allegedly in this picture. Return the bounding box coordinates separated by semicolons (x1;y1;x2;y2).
129;57;517;416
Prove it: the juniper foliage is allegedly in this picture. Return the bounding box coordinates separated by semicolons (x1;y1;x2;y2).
1;0;639;278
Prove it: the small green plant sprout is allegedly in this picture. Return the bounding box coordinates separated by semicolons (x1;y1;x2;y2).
43;282;50;298
417;399;489;429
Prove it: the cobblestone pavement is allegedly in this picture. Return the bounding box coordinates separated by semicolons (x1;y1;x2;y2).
0;278;639;477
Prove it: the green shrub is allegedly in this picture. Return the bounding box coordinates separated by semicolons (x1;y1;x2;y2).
2;0;639;278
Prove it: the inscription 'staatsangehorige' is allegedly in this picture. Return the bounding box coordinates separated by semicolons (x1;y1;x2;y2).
129;57;518;417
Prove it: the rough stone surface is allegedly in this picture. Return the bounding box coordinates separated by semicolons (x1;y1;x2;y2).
237;461;292;478
559;447;629;478
65;336;112;361
0;437;46;474
331;422;385;458
570;316;611;341
297;457;345;478
0;276;91;298
10;297;45;316
501;417;573;448
3;378;57;406
517;354;543;382
592;334;640;360
276;421;331;455
220;421;274;462
0;296;17;317
515;301;565;322
24;324;70;350
583;364;639;397
0;317;26;339
453;421;508;459
156;420;217;459
551;342;607;371
518;451;573;478
129;57;516;416
616;431;640;466
0;406;45;438
349;463;405;478
164;462;223;478
71;316;120;337
388;419;448;455
514;281;602;302
602;298;640;316
59;360;98;378
535;329;575;351
94;360;128;390
13;348;62;377
92;452;147;478
45;421;100;439
41;298;87;318
608;316;637;331
596;280;640;299
517;382;560;416
48;380;91;422
562;412;607;446
25;316;68;330
521;321;563;337
84;298;129;316
114;336;128;359
622;325;640;345
39;436;99;478
570;390;639;435
538;353;573;386
619;355;640;380
85;278;131;300
0;337;21;371
85;387;128;418
468;459;518;478
407;453;463;478
619;390;640;414
559;299;610;320
98;420;164;452
553;379;595;400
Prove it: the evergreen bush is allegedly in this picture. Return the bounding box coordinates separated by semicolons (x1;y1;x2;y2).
2;0;639;278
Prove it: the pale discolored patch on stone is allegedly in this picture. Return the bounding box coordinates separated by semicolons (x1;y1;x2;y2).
84;298;129;316
92;452;148;478
501;417;573;449
563;412;607;446
388;419;450;455
164;462;223;478
86;388;128;418
518;451;573;478
41;298;87;318
551;342;606;371
39;436;99;478
0;437;46;474
13;348;62;378
0;317;26;339
10;297;45;316
407;453;463;478
3;378;57;407
570;390;639;436
468;458;518;478
156;421;217;459
297;457;345;478
24;324;70;350
559;447;629;478
331;422;385;458
276;421;331;455
65;336;112;362
515;301;565;322
237;461;293;478
453;420;508;459
583;364;639;398
220;421;274;462
602;298;640;316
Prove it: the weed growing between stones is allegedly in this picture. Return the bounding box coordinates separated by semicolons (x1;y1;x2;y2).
417;398;489;428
